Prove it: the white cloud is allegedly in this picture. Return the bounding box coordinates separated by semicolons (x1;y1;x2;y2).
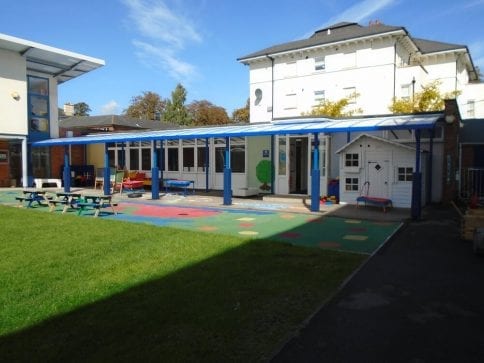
122;0;201;81
101;100;120;115
123;0;201;49
313;0;396;32
133;40;197;79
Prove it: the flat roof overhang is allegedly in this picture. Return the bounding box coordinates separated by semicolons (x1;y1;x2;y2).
0;33;105;84
32;113;442;147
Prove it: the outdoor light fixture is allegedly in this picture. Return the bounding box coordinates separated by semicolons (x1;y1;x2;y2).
445;114;456;124
11;91;20;101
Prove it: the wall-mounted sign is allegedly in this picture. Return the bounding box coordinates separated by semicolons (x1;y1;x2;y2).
0;150;8;164
262;149;270;158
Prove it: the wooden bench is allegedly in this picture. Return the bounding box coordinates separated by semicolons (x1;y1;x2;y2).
77;195;118;217
16;191;51;208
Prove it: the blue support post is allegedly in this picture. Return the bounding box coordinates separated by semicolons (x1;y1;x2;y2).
151;141;160;199
103;144;111;196
223;137;232;205
159;140;164;187
411;129;422;220
120;143;125;169
63;146;71;192
311;133;321;212
205;138;209;192
271;135;275;194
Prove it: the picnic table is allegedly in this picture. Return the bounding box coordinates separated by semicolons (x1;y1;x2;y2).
77;195;118;217
15;189;50;208
164;179;195;196
48;192;82;213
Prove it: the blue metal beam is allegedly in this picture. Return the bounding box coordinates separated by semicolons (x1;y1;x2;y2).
151;140;160;199
103;144;111;196
63;146;71;192
223;137;232;205
311;133;321;212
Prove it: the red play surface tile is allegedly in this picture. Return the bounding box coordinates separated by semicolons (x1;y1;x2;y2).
132;205;220;218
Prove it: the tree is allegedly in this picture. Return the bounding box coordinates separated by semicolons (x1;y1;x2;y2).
74;102;91;116
188;100;230;126
124;91;166;120
303;93;362;117
256;160;273;191
389;81;460;113
163;83;191;125
232;98;250;123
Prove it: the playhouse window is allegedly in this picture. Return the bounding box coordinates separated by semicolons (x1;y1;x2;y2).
397;167;413;181
345;177;359;191
345;153;359;167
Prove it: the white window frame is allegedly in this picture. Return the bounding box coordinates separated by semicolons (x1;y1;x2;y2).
313;90;325;106
345;177;359;192
314;56;325;71
343;87;357;104
396;166;413;182
467;100;475;118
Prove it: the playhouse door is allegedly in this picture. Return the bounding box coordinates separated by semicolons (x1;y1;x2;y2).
366;153;390;198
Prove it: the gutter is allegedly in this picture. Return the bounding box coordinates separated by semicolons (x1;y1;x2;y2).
266;54;275;121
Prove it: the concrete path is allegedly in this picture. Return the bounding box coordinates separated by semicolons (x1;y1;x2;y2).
272;204;484;362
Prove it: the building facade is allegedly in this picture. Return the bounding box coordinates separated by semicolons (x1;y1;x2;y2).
238;21;483;123
0;33;104;187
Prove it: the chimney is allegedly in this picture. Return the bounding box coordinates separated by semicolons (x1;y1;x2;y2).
63;103;74;116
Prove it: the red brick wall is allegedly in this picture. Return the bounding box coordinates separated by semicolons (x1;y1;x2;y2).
441;99;461;203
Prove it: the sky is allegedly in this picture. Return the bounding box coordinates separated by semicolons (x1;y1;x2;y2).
1;0;483;116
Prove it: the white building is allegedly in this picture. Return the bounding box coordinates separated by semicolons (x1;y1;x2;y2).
238;21;483;122
0;32;104;187
234;21;481;205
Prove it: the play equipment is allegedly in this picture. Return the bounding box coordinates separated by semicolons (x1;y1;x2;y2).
356;181;393;212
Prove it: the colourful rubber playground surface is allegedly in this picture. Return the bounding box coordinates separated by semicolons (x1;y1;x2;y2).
0;189;401;255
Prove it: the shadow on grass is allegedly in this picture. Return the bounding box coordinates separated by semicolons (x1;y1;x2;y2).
0;238;364;362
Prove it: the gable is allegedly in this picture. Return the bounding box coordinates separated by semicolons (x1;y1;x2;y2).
336;134;416;154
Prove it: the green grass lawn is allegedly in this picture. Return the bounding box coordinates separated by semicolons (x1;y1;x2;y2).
0;205;365;361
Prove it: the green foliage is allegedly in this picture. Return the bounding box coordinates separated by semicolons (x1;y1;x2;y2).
73;102;91;116
389;81;461;113
124;91;166;120
304;93;362;117
163;83;191;125
188;100;229;125
232;98;250;123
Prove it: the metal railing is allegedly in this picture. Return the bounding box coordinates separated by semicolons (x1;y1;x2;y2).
460;167;484;200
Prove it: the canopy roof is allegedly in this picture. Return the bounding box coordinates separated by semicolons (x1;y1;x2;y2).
0;32;105;84
33;113;442;147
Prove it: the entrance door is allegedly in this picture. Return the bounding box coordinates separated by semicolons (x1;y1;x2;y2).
289;137;308;194
366;153;389;198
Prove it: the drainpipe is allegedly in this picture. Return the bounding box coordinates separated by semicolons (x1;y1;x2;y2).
265;54;275;121
393;42;397;101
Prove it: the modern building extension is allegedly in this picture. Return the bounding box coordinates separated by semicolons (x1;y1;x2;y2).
0;32;104;187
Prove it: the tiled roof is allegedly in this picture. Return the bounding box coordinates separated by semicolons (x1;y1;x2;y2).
413;38;467;54
238;22;405;61
59;115;179;131
238;22;467;61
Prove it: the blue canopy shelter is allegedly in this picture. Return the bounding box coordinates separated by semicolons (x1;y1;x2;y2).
33;113;442;218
